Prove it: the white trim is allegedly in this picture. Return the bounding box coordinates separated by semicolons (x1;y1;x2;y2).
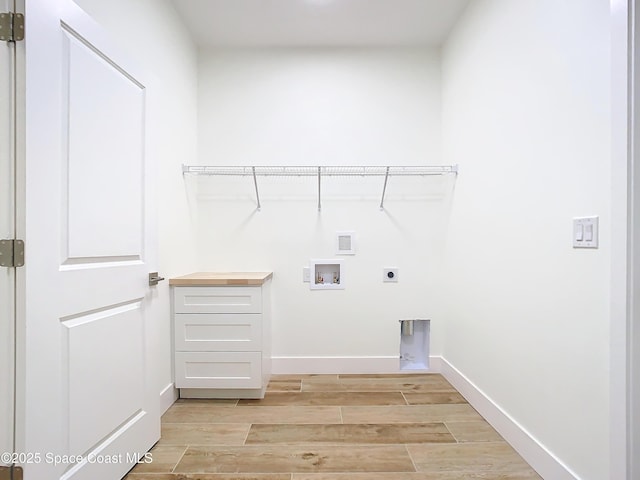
0;0;18;463
159;382;178;415
439;357;578;480
13;0;26;460
629;0;640;475
610;0;632;478
271;355;442;374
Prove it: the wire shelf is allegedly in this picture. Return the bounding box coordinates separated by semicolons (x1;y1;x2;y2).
182;165;457;177
182;164;458;211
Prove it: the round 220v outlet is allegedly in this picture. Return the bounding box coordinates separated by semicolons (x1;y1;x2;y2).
383;268;398;282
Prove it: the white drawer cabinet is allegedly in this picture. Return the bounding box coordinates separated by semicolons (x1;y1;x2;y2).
175;351;262;389
170;273;272;399
174;313;262;351
174;286;262;314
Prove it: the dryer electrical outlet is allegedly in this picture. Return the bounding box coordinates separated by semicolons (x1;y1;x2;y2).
383;268;398;282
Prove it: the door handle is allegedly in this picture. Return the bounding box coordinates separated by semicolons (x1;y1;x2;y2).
148;272;165;286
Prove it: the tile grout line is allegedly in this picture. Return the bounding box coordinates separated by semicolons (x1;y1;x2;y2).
241;422;253;445
169;445;189;474
443;420;461;444
404;443;419;473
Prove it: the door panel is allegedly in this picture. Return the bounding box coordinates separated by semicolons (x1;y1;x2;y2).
63;26;144;262
23;1;159;478
63;301;144;454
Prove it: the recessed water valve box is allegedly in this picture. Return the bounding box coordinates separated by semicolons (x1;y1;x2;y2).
310;259;345;290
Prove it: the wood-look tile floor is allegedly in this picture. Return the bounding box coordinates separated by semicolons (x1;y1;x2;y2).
125;374;543;480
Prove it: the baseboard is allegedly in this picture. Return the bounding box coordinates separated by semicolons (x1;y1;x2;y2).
159;382;178;415
439;356;579;480
272;355;442;374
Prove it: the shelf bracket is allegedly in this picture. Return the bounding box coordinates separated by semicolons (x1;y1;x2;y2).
379;166;390;210
252;166;261;211
317;166;322;212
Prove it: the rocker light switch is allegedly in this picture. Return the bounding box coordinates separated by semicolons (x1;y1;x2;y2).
584;224;594;242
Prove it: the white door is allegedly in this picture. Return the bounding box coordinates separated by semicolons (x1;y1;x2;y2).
20;0;160;478
0;0;17;471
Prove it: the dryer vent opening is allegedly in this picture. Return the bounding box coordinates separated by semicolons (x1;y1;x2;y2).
399;319;430;371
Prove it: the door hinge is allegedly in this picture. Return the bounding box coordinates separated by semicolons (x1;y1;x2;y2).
0;465;24;480
0;239;25;267
0;12;24;42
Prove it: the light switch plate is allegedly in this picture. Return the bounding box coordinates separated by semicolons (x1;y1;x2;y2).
302;267;310;282
573;217;599;248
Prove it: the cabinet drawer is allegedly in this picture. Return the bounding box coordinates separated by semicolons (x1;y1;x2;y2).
175;313;261;351
174;286;262;314
175;351;261;389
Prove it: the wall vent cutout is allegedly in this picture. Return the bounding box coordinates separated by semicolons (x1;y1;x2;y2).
399;319;430;371
336;231;355;255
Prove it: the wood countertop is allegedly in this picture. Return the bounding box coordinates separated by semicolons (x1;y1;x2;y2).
169;272;273;286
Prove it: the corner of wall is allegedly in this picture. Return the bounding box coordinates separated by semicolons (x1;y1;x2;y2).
440;356;579;480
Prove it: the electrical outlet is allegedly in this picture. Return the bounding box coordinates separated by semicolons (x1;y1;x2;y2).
383;268;398;282
302;267;310;282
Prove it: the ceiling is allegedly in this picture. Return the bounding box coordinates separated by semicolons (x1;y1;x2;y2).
171;0;471;48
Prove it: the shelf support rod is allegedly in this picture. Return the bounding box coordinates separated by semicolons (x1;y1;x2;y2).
252;167;261;211
379;166;390;210
317;166;322;211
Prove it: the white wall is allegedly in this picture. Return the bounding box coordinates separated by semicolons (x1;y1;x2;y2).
198;48;441;166
72;0;199;405
441;0;610;479
196;48;450;368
